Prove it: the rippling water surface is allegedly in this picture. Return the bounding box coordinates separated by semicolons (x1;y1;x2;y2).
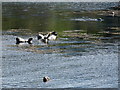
2;2;120;88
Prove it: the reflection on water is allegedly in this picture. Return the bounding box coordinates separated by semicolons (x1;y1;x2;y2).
70;17;104;21
2;2;119;32
2;2;119;88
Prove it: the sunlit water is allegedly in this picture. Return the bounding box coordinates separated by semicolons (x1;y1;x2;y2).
2;2;120;88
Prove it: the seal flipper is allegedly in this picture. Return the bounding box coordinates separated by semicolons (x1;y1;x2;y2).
27;38;33;44
16;37;21;44
37;34;44;40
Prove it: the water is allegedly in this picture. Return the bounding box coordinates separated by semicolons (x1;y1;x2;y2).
2;2;120;88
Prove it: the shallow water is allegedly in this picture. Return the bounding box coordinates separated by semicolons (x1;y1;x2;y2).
2;2;120;88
